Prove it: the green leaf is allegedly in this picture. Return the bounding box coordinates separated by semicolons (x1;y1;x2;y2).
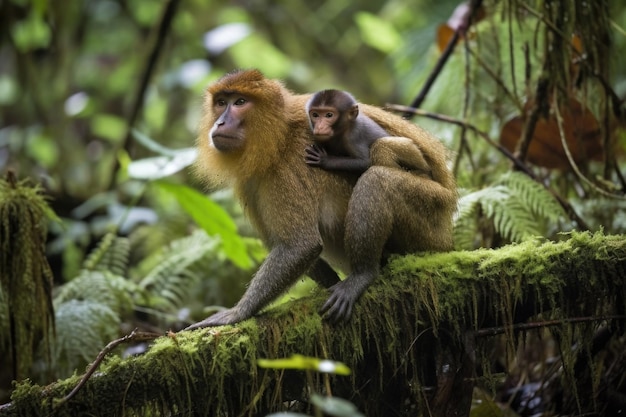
229;35;291;78
355;12;402;53
0;75;18;105
11;12;51;52
310;393;364;417
131;129;180;157
144;96;168;131
127;149;197;180
26;132;59;168
469;397;504;417
154;181;252;269
258;354;351;375
128;0;161;26
91;114;127;143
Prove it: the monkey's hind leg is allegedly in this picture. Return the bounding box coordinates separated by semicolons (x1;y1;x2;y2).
320;168;394;322
308;258;341;288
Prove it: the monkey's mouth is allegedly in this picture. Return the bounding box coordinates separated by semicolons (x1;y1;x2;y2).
212;133;237;140
211;134;243;152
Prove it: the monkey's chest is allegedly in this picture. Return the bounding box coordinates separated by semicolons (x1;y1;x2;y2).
325;141;352;157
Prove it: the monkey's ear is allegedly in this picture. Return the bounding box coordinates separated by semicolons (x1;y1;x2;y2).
350;104;359;120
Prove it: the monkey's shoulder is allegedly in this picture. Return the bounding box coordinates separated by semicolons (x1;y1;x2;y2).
360;104;447;150
353;114;388;142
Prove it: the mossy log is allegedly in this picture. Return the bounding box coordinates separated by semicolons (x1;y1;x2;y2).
1;231;625;417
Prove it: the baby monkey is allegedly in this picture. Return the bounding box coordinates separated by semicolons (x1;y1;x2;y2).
305;89;388;174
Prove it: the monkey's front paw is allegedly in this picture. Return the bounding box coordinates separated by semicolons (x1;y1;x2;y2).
305;146;324;166
183;308;246;331
319;281;359;323
305;144;330;166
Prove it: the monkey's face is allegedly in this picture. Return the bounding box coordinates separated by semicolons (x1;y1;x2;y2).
308;108;339;141
209;93;252;152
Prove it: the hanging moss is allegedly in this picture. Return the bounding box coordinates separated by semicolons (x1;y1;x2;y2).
0;172;56;381
0;231;624;416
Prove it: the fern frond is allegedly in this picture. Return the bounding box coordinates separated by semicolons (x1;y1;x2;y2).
482;186;540;241
497;172;566;221
82;232;130;276
54;270;135;316
51;299;120;378
454;174;557;248
138;230;221;312
454;190;482;250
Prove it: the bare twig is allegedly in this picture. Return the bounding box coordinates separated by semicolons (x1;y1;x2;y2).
403;0;484;118
553;98;626;200
57;329;161;407
475;315;626;338
516;77;549;163
507;5;519;103
125;0;180;149
390;104;534;175
108;0;181;189
387;104;592;230
453;19;475;176
591;70;626;189
465;47;523;114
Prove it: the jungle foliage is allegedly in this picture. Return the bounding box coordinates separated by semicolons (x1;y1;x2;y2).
1;0;626;415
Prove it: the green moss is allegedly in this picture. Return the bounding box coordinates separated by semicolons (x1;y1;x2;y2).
2;231;625;416
0;174;56;381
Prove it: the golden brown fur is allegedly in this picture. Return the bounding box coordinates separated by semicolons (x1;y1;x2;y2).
188;69;457;328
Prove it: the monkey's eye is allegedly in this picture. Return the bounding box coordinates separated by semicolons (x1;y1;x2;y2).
311;112;319;118
325;112;334;118
235;98;247;105
215;99;226;106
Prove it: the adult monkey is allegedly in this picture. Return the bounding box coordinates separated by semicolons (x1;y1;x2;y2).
187;69;456;329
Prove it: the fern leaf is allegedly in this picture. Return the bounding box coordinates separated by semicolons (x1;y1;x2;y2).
54;270;135;316
51;299;120;378
82;232;130;276
138;230;221;312
454;190;482;250
455;181;546;247
497;171;566;221
494;196;540;241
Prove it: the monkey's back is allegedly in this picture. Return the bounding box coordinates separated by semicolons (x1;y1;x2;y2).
290;93;454;190
361;104;455;191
